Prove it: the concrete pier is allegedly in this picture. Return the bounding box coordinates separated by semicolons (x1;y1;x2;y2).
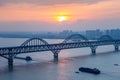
8;54;13;71
91;46;97;55
54;53;58;62
115;45;119;52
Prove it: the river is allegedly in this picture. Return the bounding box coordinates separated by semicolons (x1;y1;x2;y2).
0;38;120;80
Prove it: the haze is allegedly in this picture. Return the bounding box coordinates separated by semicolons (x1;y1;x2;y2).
0;0;120;31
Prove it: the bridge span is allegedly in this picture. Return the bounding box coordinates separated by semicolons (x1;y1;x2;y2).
0;34;120;71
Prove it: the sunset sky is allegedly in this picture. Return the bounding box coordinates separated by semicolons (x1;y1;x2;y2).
0;0;120;31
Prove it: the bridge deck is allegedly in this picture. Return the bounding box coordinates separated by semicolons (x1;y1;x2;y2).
0;40;120;55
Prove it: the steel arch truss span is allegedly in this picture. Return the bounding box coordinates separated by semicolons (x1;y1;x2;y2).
98;35;113;41
18;38;56;55
21;38;48;46
54;34;88;54
63;34;88;43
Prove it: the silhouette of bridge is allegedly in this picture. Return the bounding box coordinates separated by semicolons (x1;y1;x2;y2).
0;34;120;71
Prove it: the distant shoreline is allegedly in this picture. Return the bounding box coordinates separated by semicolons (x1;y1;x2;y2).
0;37;64;39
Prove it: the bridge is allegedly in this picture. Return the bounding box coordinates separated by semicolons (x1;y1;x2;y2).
0;34;120;71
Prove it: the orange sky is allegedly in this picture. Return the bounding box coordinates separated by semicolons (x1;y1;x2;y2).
0;0;120;31
0;0;120;23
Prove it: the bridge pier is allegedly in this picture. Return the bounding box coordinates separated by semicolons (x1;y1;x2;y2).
91;46;97;55
54;53;58;62
114;45;119;52
8;53;13;71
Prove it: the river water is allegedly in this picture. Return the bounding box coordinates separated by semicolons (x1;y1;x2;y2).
0;38;120;80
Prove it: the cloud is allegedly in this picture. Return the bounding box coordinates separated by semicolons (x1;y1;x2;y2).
0;0;107;6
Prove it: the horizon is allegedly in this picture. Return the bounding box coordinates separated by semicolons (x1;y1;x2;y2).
0;28;119;33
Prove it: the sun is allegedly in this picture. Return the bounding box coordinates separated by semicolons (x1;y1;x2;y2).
56;16;69;22
53;12;71;22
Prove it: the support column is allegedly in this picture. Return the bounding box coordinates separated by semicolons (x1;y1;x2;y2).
114;45;119;52
54;53;58;62
91;46;97;55
8;53;13;71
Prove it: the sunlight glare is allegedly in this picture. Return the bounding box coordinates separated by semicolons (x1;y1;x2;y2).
57;16;68;22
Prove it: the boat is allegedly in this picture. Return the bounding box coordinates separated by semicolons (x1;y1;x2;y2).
114;64;119;66
25;56;32;61
79;67;100;74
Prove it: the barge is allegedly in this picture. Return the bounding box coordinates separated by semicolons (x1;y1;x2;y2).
79;67;100;74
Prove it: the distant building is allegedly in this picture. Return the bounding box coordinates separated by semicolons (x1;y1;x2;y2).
85;29;102;39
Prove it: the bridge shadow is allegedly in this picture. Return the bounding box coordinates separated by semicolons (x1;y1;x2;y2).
0;50;119;73
95;50;120;56
52;50;120;63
